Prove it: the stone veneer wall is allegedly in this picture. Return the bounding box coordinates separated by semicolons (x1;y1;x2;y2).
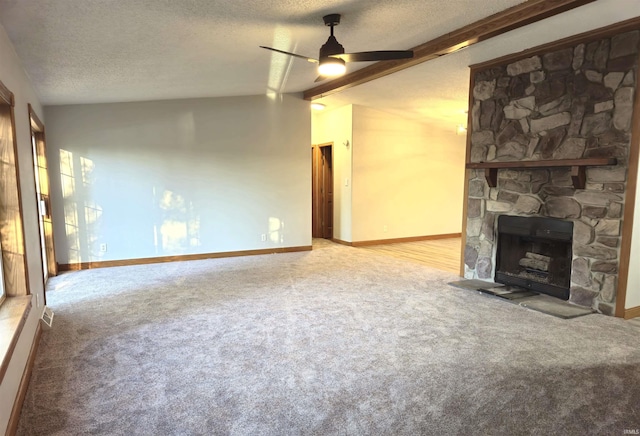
464;29;639;315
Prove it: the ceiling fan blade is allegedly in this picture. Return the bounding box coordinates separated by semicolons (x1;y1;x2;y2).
332;50;414;63
259;46;318;63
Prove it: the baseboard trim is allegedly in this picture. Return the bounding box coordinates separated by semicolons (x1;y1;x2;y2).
351;233;462;247
59;246;313;271
6;322;42;436
330;238;353;247
624;306;640;320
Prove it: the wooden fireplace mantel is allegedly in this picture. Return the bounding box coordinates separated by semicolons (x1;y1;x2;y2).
465;158;618;189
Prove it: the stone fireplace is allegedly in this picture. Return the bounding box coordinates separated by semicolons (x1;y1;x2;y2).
463;27;639;315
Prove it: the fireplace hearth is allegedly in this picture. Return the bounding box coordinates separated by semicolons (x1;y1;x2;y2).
496;215;573;300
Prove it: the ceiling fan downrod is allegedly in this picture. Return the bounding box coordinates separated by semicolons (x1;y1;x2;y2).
320;14;345;59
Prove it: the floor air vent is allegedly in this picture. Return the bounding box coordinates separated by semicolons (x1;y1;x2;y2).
40;306;54;329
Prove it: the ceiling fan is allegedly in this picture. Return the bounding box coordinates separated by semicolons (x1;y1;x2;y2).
260;14;414;81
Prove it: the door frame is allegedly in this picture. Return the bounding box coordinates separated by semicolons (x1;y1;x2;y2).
28;104;57;290
312;142;334;239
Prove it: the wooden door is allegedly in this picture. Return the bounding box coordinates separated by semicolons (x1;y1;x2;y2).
312;143;334;239
320;145;333;238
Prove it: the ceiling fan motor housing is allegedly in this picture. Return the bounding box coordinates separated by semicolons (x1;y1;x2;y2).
319;35;345;59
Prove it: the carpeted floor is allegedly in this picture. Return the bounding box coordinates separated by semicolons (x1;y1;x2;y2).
17;240;640;435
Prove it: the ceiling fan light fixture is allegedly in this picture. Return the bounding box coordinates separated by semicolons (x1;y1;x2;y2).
318;58;346;77
260;13;413;83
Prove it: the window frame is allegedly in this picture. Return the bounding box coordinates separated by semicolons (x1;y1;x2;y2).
0;79;30;302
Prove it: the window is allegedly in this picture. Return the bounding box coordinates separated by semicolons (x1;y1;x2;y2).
0;87;10;306
0;248;4;306
0;79;31;392
0;79;29;301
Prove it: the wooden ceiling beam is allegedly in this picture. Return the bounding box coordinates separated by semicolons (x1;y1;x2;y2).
303;0;597;101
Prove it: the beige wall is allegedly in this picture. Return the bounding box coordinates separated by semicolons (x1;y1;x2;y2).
45;94;312;264
312;104;466;243
351;105;466;242
626;160;640;309
312;105;353;242
0;23;46;434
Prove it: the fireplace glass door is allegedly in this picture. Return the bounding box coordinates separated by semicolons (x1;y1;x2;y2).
495;215;573;300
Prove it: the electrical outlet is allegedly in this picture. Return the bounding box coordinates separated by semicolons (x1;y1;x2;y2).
383;225;388;233
99;243;107;252
261;234;267;242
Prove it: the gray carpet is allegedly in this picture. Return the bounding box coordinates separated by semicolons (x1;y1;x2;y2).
17;240;640;435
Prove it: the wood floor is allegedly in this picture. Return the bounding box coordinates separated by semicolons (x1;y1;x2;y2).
358;237;462;275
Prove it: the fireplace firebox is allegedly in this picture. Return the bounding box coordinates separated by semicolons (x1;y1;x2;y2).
495;215;573;300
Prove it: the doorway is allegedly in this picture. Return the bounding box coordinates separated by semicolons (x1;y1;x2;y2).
312;142;333;239
29;105;57;292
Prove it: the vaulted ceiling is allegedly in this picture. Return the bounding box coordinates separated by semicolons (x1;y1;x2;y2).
0;0;638;127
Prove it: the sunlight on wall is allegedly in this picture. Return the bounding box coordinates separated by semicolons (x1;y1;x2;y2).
59;150;74;199
154;188;201;255
81;157;102;250
269;217;284;244
60;149;103;263
84;199;102;251
60;149;80;262
61;148;203;262
81;156;94;186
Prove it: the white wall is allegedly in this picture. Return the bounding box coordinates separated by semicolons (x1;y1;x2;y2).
312;105;353;242
626;160;640;310
0;23;47;434
351;105;466;242
45;94;311;264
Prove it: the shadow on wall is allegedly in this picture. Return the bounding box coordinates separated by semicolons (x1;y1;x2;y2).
59;149;201;263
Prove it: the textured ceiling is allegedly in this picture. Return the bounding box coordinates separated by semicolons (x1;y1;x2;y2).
317;0;640;127
0;0;526;104
0;0;638;127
